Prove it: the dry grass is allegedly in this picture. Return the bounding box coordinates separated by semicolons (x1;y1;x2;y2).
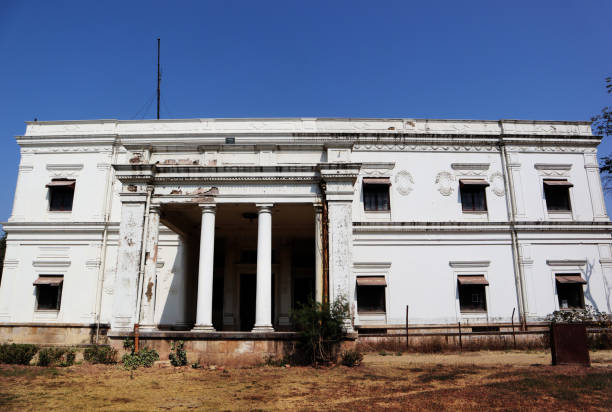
0;350;611;411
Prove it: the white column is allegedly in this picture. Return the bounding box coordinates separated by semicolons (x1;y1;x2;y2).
193;204;216;331
253;203;274;332
314;205;324;303
139;205;160;330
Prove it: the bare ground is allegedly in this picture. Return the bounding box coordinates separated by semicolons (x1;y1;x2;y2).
1;350;611;411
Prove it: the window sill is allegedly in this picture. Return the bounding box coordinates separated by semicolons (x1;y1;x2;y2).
559;307;585;311
33;310;59;320
546;212;573;220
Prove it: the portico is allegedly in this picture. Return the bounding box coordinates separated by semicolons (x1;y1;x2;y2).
110;163;358;334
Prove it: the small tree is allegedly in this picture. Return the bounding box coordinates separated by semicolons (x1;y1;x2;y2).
592;77;612;192
290;296;350;366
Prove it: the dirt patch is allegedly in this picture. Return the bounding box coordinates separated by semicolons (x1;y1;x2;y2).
0;351;610;411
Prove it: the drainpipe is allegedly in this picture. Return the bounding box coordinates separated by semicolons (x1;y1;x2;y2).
94;142;119;344
319;181;330;304
135;186;154;325
498;121;528;328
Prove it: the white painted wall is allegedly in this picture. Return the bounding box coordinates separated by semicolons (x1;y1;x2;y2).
1;118;610;329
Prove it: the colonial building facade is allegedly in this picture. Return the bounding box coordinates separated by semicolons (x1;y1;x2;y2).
1;118;611;344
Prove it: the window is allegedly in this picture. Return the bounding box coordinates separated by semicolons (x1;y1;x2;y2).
544;179;572;212
46;179;75;211
363;178;390;211
555;274;585;309
459;179;489;212
356;277;386;313
457;275;488;312
33;275;63;311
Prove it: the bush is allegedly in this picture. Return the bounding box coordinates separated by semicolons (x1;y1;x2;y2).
122;347;159;370
340;350;363;367
169;340;187;367
264;355;287;367
290;296;350;366
84;345;118;364
37;347;76;367
0;343;39;365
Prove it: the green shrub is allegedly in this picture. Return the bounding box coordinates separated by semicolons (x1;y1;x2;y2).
290;296;350;366
122;347;159;370
84;345;118;364
264;355;287;367
61;349;76;367
340;350;363;367
169;340;187;367
37;347;76;367
0;343;39;365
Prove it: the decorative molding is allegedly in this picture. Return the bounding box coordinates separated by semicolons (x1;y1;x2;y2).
19;165;34;172
534;163;572;178
46;164;84;171
354;144;499;153
3;259;19;269
361;162;395;177
395;170;414;196
546;259;587;267
353;262;392;273
435;171;455;196
451;163;490;171
489;172;506;197
85;259;101;269
449;261;490;268
32;260;71;268
534;163;572;171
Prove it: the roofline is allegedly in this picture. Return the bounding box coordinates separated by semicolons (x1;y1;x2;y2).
24;117;593;126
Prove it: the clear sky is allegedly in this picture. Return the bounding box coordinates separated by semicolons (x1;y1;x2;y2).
1;1;611;229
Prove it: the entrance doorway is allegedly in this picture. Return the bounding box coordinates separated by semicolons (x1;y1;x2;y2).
239;274;256;331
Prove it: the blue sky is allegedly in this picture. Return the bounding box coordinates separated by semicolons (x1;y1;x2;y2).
0;1;611;228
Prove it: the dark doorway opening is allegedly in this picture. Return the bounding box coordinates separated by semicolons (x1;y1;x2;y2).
240;274;256;331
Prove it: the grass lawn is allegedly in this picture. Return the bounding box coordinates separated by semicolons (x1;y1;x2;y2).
0;350;611;411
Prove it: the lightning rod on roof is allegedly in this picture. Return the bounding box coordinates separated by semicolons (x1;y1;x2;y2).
157;38;161;120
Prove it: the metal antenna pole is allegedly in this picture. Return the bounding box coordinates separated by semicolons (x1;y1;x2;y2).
157;38;160;119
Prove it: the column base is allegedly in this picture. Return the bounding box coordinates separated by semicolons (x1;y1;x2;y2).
192;324;216;332
138;325;158;332
251;325;275;333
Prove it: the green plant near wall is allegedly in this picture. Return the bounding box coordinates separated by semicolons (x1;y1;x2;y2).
37;347;76;367
169;340;187;367
121;338;159;370
0;343;39;365
290;296;350;366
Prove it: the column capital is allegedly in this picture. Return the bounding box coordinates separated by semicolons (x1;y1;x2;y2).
256;203;274;213
198;204;216;213
149;204;161;214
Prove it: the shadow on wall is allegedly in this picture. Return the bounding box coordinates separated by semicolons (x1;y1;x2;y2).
158;235;197;329
583;260;599;311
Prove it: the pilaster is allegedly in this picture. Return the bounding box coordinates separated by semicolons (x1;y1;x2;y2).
584;153;609;221
139;205;160;330
111;193;147;331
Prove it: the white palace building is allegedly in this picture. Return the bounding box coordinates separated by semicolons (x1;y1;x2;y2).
0;118;611;353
